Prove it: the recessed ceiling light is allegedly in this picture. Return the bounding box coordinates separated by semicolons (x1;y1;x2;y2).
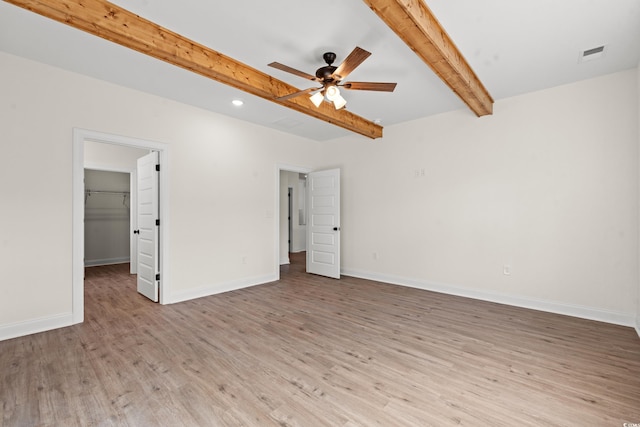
232;99;244;107
373;118;382;124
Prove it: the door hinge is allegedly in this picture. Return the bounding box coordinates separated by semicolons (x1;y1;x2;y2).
156;219;160;226
155;273;160;281
155;164;160;172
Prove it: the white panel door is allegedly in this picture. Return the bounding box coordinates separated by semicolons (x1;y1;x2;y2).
129;171;138;275
306;168;340;278
136;151;159;302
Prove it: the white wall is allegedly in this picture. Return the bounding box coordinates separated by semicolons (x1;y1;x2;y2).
2;49;638;340
0;52;324;339
327;69;639;326
85;141;149;171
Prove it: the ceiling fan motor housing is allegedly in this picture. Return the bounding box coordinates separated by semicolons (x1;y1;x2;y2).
323;52;337;65
316;52;338;81
316;65;337;81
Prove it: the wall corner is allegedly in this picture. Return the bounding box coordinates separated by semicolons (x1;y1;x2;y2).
637;62;640;338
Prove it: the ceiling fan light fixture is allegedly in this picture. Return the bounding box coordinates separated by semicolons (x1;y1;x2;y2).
325;85;340;101
309;91;324;107
332;94;347;110
324;85;346;109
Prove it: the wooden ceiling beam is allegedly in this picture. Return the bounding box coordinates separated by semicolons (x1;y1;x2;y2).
5;0;383;139
363;0;493;117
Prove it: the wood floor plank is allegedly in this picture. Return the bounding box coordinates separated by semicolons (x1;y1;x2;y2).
1;256;639;426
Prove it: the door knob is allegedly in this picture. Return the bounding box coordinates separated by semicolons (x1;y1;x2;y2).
133;230;140;234
333;227;340;231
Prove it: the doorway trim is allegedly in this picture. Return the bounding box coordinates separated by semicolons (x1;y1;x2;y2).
287;187;293;254
275;163;312;280
72;128;171;324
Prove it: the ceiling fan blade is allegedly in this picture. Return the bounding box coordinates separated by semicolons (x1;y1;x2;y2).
268;62;317;81
276;87;322;101
333;47;371;81
342;82;397;92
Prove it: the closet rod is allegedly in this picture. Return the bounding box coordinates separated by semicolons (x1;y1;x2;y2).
85;190;130;195
85;189;130;206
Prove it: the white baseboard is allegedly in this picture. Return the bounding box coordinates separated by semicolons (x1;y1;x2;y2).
168;273;278;304
280;257;290;265
85;257;130;267
341;268;636;328
4;272;635;341
0;313;74;342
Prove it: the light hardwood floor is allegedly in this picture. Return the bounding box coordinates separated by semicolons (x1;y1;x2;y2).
2;253;640;426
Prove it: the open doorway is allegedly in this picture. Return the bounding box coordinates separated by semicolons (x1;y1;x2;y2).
83;142;147;275
84;169;132;267
276;165;342;280
276;165;311;279
72;129;170;324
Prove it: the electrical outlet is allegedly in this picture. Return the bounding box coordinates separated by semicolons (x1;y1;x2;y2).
373;252;379;260
503;264;511;275
242;256;247;265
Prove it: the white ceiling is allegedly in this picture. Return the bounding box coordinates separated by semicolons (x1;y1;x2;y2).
1;0;639;141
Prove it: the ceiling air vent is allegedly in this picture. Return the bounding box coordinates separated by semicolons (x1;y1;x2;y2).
579;45;606;63
272;117;301;129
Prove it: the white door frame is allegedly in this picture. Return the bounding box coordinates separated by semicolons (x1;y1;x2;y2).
275;164;312;280
72;128;171;324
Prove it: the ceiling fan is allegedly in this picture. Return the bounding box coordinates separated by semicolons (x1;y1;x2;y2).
268;47;397;110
